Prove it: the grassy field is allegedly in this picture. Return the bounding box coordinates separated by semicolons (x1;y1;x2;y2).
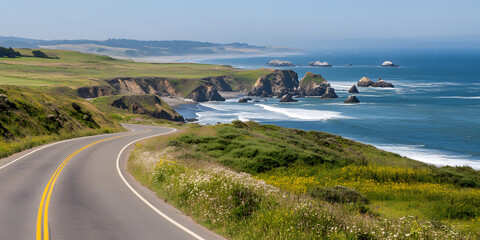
0;49;269;88
128;121;480;239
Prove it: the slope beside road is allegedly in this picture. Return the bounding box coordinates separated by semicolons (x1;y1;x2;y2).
0;124;224;240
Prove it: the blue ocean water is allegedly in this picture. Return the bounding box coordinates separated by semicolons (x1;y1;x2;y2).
176;49;480;168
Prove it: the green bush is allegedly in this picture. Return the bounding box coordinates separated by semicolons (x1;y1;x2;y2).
309;185;369;204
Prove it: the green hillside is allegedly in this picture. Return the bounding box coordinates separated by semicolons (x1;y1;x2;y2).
129;122;480;239
0;85;122;158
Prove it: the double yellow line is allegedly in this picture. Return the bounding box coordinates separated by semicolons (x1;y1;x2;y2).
36;129;150;240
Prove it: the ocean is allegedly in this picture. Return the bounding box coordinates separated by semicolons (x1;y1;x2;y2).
175;49;480;169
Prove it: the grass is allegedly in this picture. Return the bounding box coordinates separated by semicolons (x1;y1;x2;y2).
0;85;123;158
0;49;269;89
299;72;326;87
128;121;480;239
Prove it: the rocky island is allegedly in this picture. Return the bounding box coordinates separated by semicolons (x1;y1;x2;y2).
267;59;295;67
348;84;359;93
344;95;360;103
357;77;394;88
298;72;338;99
309;61;332;67
279;94;298;102
381;61;399;67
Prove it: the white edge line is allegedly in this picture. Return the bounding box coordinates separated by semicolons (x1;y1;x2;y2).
0;127;136;171
116;127;206;240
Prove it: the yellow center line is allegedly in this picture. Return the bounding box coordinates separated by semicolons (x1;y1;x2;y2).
36;129;151;240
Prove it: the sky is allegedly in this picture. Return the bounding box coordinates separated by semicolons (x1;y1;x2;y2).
1;0;479;49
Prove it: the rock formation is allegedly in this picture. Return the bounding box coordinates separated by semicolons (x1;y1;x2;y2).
344;95;360;103
248;70;298;97
357;77;374;87
77;86;113;98
238;98;248;103
297;72;338;99
111;95;184;122
108;77;177;96
202;76;233;91
267;59;295;66
357;77;394;88
348;84;359;93
279;94;298;102
381;61;399;67
309;61;332;67
188;85;225;102
374;78;395;88
320;86;338;99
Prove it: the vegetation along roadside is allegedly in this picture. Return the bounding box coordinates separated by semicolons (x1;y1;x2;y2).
128;121;480;239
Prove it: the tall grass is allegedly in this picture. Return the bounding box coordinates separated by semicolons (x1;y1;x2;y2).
129;146;477;239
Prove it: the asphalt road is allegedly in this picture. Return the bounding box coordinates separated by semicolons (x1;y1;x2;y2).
0;124;225;240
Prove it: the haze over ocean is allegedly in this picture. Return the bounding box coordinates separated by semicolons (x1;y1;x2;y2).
175;49;480;168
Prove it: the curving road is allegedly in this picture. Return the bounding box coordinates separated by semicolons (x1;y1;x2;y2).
0;124;224;240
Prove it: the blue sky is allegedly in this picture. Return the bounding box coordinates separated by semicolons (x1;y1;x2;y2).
1;0;479;48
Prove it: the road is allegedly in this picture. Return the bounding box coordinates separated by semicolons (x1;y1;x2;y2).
0;124;224;240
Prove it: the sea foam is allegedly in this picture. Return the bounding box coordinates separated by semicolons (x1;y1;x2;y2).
256;104;351;121
376;144;480;170
435;96;480;99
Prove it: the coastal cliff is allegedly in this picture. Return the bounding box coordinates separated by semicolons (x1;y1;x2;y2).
77;86;113;98
78;77;229;103
202;76;233;92
248;70;298;97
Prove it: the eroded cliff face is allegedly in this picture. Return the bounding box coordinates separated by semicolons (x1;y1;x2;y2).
111;94;184;122
248;70;298;97
80;76;230;103
187;85;225;102
202;76;233;92
77;86;113;98
108;77;179;96
299;80;330;96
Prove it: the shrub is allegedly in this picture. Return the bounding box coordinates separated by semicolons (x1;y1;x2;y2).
32;50;50;58
230;185;260;219
309;185;369;204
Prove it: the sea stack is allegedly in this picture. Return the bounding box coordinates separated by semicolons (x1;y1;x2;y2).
267;59;295;67
309;61;332;67
348;84;359;93
248;70;298;97
381;61;399;67
374;78;395;88
297;72;338;98
320;86;338;99
357;77;394;88
357;77;374;87
279;94;298;102
344;95;360;104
